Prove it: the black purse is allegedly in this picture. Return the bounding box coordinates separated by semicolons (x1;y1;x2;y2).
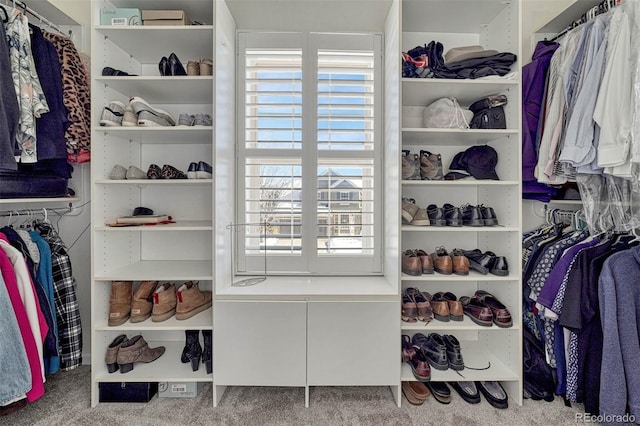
469;95;508;129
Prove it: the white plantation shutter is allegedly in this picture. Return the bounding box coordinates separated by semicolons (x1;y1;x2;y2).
237;32;382;274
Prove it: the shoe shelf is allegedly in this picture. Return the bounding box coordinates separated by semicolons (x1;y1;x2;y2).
401;272;518;282
401;225;519;232
92;126;213;144
95;260;213;282
94;221;213;232
400;318;520;332
402;78;518;107
401;180;519;186
94;341;213;383
95;308;213;331
400;340;519;382
95;179;213;185
95;26;214;62
402;128;518;146
95;76;214;104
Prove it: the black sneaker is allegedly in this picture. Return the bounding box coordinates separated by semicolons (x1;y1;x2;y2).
442;334;464;370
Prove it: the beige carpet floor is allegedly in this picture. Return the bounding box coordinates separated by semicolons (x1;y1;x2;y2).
1;365;585;426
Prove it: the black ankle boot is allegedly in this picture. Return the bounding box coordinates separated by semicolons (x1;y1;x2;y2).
202;330;212;374
180;330;202;371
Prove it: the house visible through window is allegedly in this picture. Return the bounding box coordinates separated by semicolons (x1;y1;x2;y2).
237;32;382;274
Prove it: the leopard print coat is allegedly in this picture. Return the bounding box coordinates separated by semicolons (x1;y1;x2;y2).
42;31;91;163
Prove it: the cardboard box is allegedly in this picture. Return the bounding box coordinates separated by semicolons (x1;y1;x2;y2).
99;8;141;26
98;382;158;402
158;382;204;398
141;10;189;26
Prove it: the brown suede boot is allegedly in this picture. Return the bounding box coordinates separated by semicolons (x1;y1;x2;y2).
176;281;212;320
116;335;165;373
105;334;128;373
152;283;177;322
109;281;133;326
130;281;158;323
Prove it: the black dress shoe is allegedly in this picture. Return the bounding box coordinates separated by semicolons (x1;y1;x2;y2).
426;382;451;404
159;56;169;76
169;52;187;76
443;203;462;226
461;249;492;274
413;332;448;371
477;381;509;409
480;205;499;226
442;334;464;370
449;381;481;404
462;204;484;226
426;204;446;226
485;251;509;276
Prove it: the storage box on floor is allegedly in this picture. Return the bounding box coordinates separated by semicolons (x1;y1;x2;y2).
141;10;188;26
98;382;158;402
158;382;205;398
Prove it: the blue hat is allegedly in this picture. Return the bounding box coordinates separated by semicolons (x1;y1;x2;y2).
447;145;499;180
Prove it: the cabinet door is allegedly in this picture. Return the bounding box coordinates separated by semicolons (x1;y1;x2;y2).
214;301;306;386
307;301;399;386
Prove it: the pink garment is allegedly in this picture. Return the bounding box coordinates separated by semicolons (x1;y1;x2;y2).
0;235;44;402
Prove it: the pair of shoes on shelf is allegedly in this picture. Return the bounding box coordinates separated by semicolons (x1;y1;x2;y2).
150;281;213;322
180;330;212;373
431;247;469;275
430;291;463;322
178;113;213;126
187;161;213;179
110;164;147;180
461;249;509;276
186;58;213;76
105;334;165;374
460;290;513;327
461;204;499;226
412;332;464;371
426;204;462;226
102;66;136;76
109;281;167;325
147;164;187;179
159;52;187;76
401;287;433;324
130;97;176;127
401;249;434;276
402;149;443;180
401;198;430;226
402;335;431;382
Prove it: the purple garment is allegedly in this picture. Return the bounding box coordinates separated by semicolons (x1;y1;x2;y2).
30;24;69;161
522;41;559;196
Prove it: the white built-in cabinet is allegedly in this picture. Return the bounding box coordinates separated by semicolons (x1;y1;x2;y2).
398;0;523;406
90;0;216;407
90;0;523;408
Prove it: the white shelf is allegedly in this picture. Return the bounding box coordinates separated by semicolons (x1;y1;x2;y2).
401;272;517;282
400;340;519;382
401;317;519;331
402;128;518;145
542;199;583;205
0;197;79;204
108;0;214;23
95;26;214;62
95;179;212;185
95;76;213;104
401;225;519;232
95;221;213;231
402;79;518;107
95;307;213;331
535;0;601;34
94;341;212;382
95;260;213;281
92;126;212;144
401;180;519;186
402;0;511;34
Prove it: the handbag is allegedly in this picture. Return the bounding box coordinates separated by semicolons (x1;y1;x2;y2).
469;95;507;129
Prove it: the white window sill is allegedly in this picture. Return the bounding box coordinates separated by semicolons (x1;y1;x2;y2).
215;275;397;298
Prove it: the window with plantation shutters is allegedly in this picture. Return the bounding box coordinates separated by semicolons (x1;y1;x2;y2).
237;32;382;275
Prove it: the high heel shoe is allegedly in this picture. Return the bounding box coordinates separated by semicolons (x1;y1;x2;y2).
202;329;212;374
169;52;187;76
158;56;169;76
180;330;202;371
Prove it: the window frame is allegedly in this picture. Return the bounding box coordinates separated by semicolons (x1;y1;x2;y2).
236;31;383;276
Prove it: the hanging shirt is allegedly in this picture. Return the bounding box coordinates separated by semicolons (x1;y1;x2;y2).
5;9;50;163
0;12;20;171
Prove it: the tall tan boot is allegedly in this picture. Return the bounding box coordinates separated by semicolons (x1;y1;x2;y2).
175;281;212;320
152;283;177;322
130;281;158;323
109;281;133;326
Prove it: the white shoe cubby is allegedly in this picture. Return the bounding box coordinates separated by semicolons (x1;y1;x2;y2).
399;0;523;405
90;0;216;406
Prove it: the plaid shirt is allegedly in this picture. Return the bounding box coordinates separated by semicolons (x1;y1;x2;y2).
37;222;82;370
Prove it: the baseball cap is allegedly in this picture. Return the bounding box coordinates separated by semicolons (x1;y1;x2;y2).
445;145;499;180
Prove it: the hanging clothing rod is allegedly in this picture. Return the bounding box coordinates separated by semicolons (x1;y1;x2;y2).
0;206;70;219
550;0;621;42
2;0;68;36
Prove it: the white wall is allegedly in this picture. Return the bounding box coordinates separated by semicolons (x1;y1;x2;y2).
522;0;573;62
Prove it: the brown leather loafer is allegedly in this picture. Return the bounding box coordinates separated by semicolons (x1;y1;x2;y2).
475;290;513;327
441;292;463;321
460;296;493;326
430;247;453;274
430;292;450;322
402;250;422;276
402;381;431;405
